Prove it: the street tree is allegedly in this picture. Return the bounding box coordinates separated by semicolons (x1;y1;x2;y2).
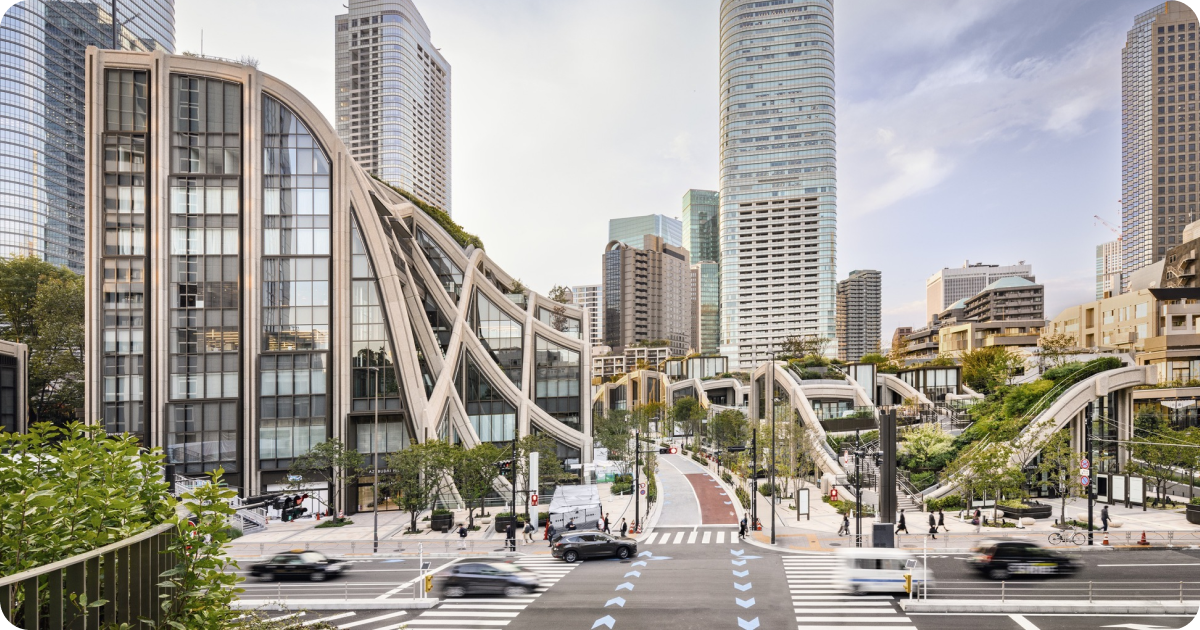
961;346;1022;394
782;334;832;359
1127;409;1192;506
1038;333;1081;368
594;409;635;475
1035;428;1083;525
670;396;706;446
386;440;455;532
453;442;503;528
288;438;366;524
711;408;750;452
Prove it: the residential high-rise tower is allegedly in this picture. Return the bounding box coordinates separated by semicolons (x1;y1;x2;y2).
682;189;719;265
718;0;837;369
608;214;682;249
602;236;691;356
1121;1;1198;286
570;284;604;347
1097;239;1122;298
335;0;452;213
925;261;1034;324
836;270;881;363
0;0;174;272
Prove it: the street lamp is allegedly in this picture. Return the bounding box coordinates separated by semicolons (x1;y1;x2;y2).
766;349;778;545
849;431;884;548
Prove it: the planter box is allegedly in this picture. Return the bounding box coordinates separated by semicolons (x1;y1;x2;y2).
1187;504;1200;525
493;516;526;533
430;514;454;533
998;502;1053;520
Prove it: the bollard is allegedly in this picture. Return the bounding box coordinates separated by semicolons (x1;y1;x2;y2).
1001;581;1005;603
1089;581;1092;603
1181;581;1184;603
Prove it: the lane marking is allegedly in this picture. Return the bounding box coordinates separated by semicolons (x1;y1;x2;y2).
644;532;658;544
717;531;726;544
673;531;685;544
323;611;405;628
703;531;712;544
1010;615;1040;630
302;612;353;625
1096;563;1200;567
687;531;698;544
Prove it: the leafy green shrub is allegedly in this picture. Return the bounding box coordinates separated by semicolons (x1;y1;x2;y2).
1192;497;1200;506
611;482;633;495
998;498;1034;509
316;518;354;528
431;508;453;516
925;495;964;512
1001;379;1055;419
909;471;937;489
757;483;776;497
722;472;733;484
371;174;485;250
735;486;751;509
1040;361;1086;382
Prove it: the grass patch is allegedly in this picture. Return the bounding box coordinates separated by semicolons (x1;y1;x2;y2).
315;518;354;529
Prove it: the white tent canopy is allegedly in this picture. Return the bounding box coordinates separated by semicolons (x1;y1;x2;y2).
548;484;602;529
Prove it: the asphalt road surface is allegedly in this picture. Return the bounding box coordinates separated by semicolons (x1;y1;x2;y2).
233;557;459;600
909;613;1196;630
925;548;1200;600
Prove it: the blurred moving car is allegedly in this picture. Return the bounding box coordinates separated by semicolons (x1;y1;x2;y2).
833;548;933;594
436;562;539;597
968;540;1078;579
249;550;348;582
552;531;638;562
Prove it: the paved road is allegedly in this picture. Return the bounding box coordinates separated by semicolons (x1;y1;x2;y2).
925;548;1200;600
910;613;1196;630
233;557;459;600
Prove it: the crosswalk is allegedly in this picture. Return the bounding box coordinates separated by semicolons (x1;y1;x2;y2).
273;556;574;629
641;527;741;545
783;555;915;629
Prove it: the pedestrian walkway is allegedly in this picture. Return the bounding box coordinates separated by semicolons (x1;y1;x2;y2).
261;557;574;629
642;527;741;546
783;555;915;628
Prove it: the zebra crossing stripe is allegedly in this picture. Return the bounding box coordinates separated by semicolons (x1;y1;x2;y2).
687;531;698;544
716;531;725;544
673;531;685;544
702;531;712;544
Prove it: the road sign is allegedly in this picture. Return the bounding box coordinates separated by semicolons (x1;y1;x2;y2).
830;488;838;501
1081;475;1090;486
1080;469;1092;477
1081;458;1090;470
639;483;647;496
531;493;539;506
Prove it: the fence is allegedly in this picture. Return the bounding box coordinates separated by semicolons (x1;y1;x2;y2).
0;521;177;630
893;529;1200;550
226;537;550;561
928;580;1200;603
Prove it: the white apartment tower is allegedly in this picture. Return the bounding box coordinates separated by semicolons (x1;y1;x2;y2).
718;0;838;369
335;0;452;213
571;284;604;347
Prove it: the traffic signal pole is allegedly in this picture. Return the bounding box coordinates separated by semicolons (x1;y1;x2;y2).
751;428;757;528
1086;402;1094;546
512;437;518;552
634;429;641;533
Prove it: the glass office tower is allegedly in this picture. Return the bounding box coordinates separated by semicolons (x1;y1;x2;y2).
1;0;173;272
718;0;837;369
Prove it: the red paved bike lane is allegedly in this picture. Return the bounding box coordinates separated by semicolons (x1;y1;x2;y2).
684;473;738;524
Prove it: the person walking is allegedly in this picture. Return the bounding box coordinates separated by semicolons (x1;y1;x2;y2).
739;516;747;540
547;522;558;547
937;509;949;532
620;518;628;537
928;512;937;540
505;522;516;552
837;512;850;537
602;513;611;534
457;523;468;550
523;520;535;544
1101;505;1110;532
973;508;982;534
566;518;577;531
895;509;908;534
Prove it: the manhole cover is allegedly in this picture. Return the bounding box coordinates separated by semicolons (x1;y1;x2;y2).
828;542;842;547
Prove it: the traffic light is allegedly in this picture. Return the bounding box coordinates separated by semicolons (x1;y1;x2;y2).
726;446;747;453
495;459;514;475
904;574;912;594
281;496;295;521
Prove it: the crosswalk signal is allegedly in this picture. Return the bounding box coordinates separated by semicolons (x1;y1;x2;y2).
424;574;433;593
904;574;912;594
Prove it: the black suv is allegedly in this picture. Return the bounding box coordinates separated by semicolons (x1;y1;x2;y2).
249;551;348;582
552;531;638;563
436;562;539;597
968;541;1078;580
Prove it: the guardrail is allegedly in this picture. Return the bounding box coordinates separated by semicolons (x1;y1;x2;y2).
225;537;553;560
1;521;177;629
894;529;1200;549
929;580;1200;603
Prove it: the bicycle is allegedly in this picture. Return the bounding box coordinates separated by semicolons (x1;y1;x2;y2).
1047;526;1087;546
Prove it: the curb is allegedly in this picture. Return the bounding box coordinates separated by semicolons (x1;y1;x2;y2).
232;598;440;611
900;599;1200;615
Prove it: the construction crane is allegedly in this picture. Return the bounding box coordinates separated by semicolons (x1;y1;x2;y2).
1094;215;1121;241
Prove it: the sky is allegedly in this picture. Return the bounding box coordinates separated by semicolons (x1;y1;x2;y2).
174;0;1164;347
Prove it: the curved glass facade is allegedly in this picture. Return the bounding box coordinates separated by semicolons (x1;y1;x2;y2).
1;0;173;272
718;0;836;369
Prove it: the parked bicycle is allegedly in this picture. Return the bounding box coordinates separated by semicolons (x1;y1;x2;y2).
1047;525;1087;546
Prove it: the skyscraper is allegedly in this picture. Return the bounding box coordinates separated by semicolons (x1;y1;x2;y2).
925;261;1034;324
0;0;174;272
692;261;720;354
682;189;719;265
1121;1;1198;286
608;214;682;248
718;0;837;370
602;236;691;356
1097;239;1122;298
570;284;604;347
335;0;452;213
836;270;881;363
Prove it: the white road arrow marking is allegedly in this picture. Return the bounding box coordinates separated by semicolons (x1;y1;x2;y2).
735;597;755;608
615;582;634;591
630;561;647;567
731;559;746;566
732;570;749;577
624;571;641;578
605;597;626;608
592;615;616;629
731;549;744;556
1100;625;1170;629
734;582;752;591
737;617;760;630
638;551;653;557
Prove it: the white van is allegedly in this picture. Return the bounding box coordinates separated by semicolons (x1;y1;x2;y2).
833;548;935;594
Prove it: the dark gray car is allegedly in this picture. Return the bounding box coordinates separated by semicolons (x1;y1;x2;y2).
436;562;539;598
551;532;637;563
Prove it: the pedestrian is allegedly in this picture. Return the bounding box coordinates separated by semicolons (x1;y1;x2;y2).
620;518;628;537
457;523;467;550
602;513;611;534
973;508;982;534
739;516;747;540
544;520;551;541
567;518;577;531
928;512;937;540
523;520;535;544
506;522;516;552
547;522;558;547
837;512;850;537
937;508;949;532
895;509;908;534
1101;505;1110;532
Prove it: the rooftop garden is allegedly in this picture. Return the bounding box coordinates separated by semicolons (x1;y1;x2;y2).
370;174;485;251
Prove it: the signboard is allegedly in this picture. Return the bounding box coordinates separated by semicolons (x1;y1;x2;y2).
830;488;838;501
1080;458;1090;470
1080;469;1091;477
1081;475;1090;486
531;493;539;506
639;483;647;496
796;488;810;519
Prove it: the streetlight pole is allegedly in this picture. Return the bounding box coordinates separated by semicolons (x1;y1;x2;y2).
751;428;757;528
768;349;778;545
634;429;641;533
511;436;518;552
371;365;380;554
854;429;862;548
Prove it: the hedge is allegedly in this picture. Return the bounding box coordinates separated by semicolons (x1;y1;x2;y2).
924;495;963;512
735;486;751;509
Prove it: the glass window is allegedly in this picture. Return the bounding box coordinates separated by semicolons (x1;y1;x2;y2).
473;290;524;387
534;336;581;430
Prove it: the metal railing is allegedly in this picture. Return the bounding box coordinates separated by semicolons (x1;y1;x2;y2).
929;580;1200;603
893;529;1200;549
1;520;177;629
226;537;548;561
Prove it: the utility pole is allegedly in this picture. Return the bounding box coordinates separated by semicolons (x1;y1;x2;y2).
371;366;380;554
634;429;641;533
768;349;777;546
511;437;518;552
855;428;862;548
1085;402;1094;546
751;428;758;528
